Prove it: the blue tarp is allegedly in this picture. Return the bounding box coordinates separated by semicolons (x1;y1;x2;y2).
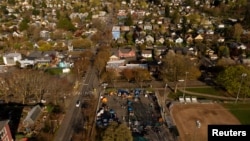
128;106;133;111
134;89;141;95
127;100;132;106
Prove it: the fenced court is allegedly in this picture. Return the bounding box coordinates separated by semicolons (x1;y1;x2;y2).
170;103;240;141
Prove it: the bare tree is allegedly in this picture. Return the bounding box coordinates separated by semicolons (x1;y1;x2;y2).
122;69;134;82
101;69;118;87
71;50;93;77
94;48;111;79
0;69;73;105
134;68;151;88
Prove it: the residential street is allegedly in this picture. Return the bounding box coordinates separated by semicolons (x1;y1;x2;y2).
53;67;98;141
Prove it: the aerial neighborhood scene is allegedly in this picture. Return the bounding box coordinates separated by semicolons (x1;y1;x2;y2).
1;0;250;141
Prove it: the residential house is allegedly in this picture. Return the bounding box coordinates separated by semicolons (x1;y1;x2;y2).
206;49;218;60
23;105;42;128
18;59;35;68
156;36;165;44
26;51;58;68
109;54;120;61
242;58;250;67
209;54;218;60
117;37;126;44
117;10;127;20
135;37;145;44
112;26;120;40
145;35;154;44
186;35;194;44
206;29;214;35
217;37;225;43
118;48;136;59
217;24;225;29
175;37;183;44
143;23;153;31
132;10;145;19
197;28;205;34
99;11;107;17
68;41;74;52
106;59;126;70
152;24;160;31
0;120;13;141
141;50;153;59
120;26;130;32
106;60;148;75
154;46;168;56
3;52;22;65
187;47;198;56
40;30;50;39
157;18;163;25
200;19;213;29
70;12;89;21
194;34;203;42
122;64;148;70
12;31;23;38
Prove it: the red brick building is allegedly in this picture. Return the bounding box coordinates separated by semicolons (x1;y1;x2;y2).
0;120;13;141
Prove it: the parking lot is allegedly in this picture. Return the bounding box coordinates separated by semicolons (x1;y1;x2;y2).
96;88;174;141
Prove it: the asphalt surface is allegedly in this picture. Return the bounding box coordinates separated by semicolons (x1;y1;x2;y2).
54;68;245;141
98;88;175;141
53;67;97;141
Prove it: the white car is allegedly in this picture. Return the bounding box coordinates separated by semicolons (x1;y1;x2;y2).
76;100;81;107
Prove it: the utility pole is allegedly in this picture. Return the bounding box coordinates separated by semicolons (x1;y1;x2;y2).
235;73;247;104
183;72;189;99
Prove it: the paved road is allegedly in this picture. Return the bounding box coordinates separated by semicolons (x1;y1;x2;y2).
53;67;97;141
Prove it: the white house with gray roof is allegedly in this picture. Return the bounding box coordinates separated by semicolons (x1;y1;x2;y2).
3;53;22;65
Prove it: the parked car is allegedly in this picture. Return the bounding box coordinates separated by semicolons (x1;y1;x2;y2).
76;100;81;107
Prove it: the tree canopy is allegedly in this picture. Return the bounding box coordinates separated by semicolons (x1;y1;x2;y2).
160;51;201;82
216;65;250;98
101;122;133;141
57;14;76;31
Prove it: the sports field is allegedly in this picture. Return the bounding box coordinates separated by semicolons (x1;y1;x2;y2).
170;103;240;141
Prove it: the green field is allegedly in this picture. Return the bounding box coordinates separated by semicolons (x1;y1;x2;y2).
168;86;228;100
168;87;250;124
185;87;228;96
223;103;250;124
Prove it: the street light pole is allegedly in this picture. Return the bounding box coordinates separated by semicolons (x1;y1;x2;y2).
235;73;247;104
183;72;189;98
164;83;168;100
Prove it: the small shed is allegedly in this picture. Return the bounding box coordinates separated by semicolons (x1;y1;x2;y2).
23;105;42;127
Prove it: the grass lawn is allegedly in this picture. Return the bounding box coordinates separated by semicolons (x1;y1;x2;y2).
185;87;228;96
168;86;227;100
222;103;250;124
167;87;250;124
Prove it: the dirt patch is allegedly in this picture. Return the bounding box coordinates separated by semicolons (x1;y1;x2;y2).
170;103;240;141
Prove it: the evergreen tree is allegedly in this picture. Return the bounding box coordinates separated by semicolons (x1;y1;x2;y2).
125;14;133;26
19;18;29;31
165;4;170;17
57;14;76;31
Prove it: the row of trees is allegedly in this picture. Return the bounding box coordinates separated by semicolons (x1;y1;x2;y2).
0;69;74;104
102;68;152;88
159;47;250;98
71;50;94;78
